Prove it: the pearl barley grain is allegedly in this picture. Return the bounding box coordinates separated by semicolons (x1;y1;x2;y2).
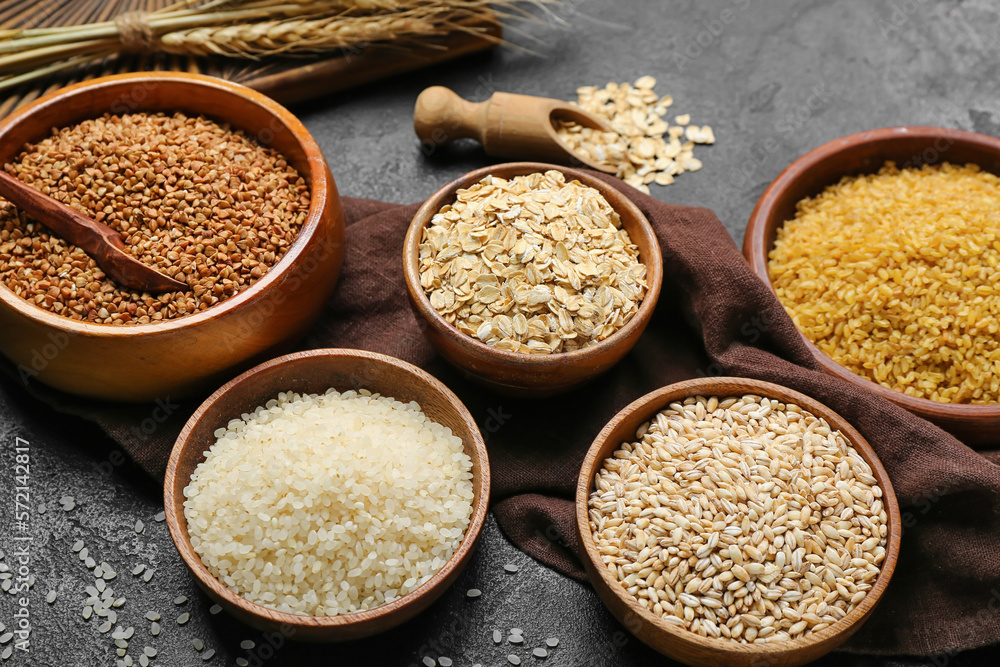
588;394;889;643
183;388;475;617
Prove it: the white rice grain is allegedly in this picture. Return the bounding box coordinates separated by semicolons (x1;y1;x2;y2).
183;388;475;617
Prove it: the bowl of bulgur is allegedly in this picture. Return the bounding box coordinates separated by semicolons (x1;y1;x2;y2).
0;72;345;401
576;377;900;667
744;127;1000;447
403;162;663;396
164;348;490;641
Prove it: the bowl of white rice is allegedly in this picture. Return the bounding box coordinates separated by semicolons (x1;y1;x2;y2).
163;348;490;641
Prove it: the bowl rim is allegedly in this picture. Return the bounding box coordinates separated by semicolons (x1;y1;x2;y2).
402;161;664;369
0;71;331;337
743;125;1000;418
163;347;491;630
575;376;902;659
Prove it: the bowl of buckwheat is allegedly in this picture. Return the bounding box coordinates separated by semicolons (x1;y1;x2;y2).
403;162;663;395
576;376;901;667
0;72;345;401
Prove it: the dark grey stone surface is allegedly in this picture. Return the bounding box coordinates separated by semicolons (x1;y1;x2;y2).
2;0;1000;665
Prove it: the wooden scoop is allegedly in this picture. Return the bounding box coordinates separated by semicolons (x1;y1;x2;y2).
413;86;618;173
0;170;187;294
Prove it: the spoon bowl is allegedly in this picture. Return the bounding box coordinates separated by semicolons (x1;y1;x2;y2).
0;170;185;293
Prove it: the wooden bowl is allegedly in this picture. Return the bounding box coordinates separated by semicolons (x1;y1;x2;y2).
743;127;1000;447
403;162;663;396
0;72;345;402
576;377;901;667
164;348;490;642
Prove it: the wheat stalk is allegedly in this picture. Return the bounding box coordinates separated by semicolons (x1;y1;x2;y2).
0;0;550;93
159;9;469;58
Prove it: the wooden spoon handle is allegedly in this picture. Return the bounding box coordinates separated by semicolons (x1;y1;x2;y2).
0;169;123;257
413;85;491;146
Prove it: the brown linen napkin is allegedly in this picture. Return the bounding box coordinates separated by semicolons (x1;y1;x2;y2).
8;185;1000;657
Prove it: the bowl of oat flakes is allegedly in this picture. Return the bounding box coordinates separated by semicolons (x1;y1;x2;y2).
403;162;663;395
0;72;345;401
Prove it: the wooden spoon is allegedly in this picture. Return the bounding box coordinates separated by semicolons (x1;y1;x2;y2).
413;86;618;173
0;170;187;293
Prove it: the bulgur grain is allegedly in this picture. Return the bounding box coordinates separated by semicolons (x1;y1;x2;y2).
769;161;1000;403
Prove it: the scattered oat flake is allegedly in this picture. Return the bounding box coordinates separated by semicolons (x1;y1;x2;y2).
555;77;713;194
